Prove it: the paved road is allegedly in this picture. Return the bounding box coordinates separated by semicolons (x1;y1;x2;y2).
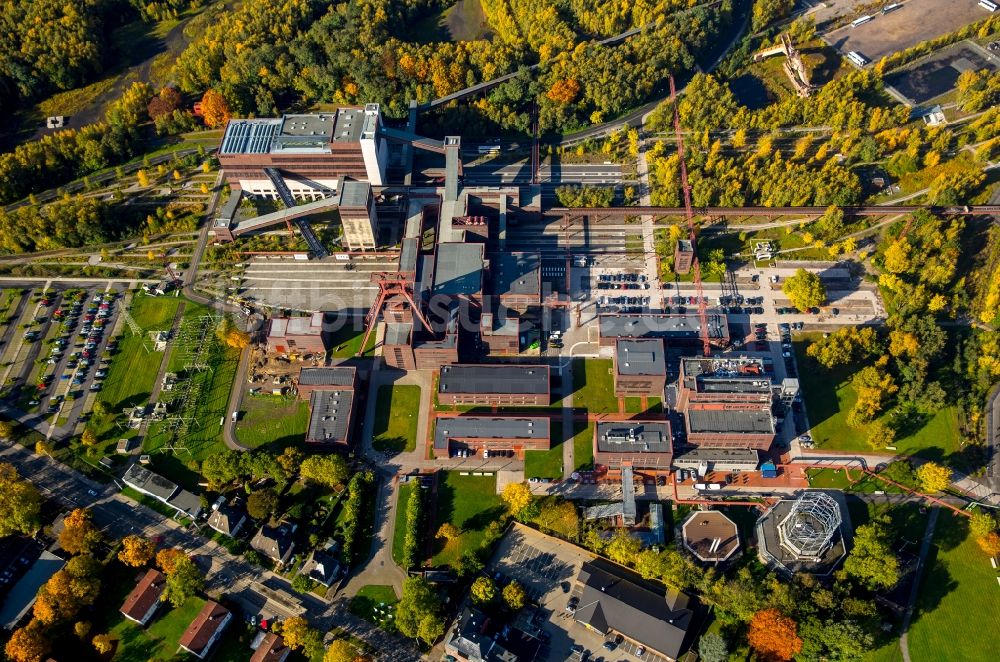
988;382;1000;494
899;506;940;662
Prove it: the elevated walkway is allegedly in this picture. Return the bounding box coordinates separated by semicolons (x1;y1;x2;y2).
260;168;329;257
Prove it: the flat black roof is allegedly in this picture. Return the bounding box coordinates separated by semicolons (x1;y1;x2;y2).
595;421;671;454
298;366;356;387
490;252;540;297
438;364;549;396
306;389;354;443
687;409;774;434
433;243;484;296
434;416;549;449
616;338;666;376
600;313;729;341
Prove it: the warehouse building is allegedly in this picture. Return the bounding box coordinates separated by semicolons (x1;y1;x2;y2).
266;313;327;355
599;313;730;348
296;367;358;447
433;416;549;459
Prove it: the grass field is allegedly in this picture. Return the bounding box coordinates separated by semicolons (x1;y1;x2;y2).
109;594;205;662
349;584;399;630
907;512;1000;662
573;422;595;470
525;420;565;479
573;359;617;414
235;394;309;449
329;322;378;358
794;335;961;460
392;482;416;566
373;385;421;452
807;468;905;494
431;472;503;566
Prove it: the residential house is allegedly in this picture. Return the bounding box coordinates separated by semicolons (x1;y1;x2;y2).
119;569;166;626
178;601;232;659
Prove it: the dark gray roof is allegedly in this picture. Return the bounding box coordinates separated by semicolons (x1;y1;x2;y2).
575;561;694;660
433;243;484;296
677;239;694;253
301;548;342;586
339;179;371;208
596;421;671;454
385;322;412;346
438;365;549;396
490;252;540;297
615;338;665;376
0;551;64;629
298;366;356;387
215;191;243;225
208;501;246;536
672;447;760;465
167;490;203;518
434;417;549;450
600;313;728;341
306;389;354;444
687;409;774;434
681;356;773;393
251;523;296;563
123;464;178;501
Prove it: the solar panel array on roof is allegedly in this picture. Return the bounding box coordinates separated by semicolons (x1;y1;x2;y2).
298;367;355;386
220;120;281;154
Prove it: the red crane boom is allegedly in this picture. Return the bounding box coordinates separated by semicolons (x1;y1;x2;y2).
669;74;711;357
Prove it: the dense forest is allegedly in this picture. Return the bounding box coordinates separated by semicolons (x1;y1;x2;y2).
0;1;201;112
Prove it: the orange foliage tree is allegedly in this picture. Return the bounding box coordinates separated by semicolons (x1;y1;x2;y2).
748;609;802;661
4;620;50;662
156;548;186;574
546;79;581;104
59;508;101;555
978;531;1000;558
118;535;155;567
201;89;231;128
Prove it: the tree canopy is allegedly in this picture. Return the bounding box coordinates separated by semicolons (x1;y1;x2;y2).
0;463;41;537
782;269;826;311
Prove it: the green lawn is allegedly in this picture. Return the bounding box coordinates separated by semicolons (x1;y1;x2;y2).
109;594;206;662
525;420;564;479
349;584;399;631
794;335;962;460
329;323;378;358
572;359;617;413
908;512;1000;662
573;421;595;471
807;468;904;494
392;481;416;566
235;394;309;449
431;472;503;566
373;384;421;452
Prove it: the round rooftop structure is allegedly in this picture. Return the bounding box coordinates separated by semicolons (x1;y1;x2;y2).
681;510;741;563
776;491;841;561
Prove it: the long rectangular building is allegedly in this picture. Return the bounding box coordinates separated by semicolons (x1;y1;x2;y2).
433;416;549;459
437;364;550;406
599;313;729;348
218;105;387;200
593;419;672;469
685;408;775;450
614;338;667;397
677;356;773;409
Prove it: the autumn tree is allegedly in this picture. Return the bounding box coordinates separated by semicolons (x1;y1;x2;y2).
279;617;324;659
105;81;153;128
782;268;825;311
325;639;367;662
0;464;41;537
0;419;13;438
300;454;349;490
500;482;533;517
806;326;879;368
502;581;527;611
748;609;802;661
200;89;231;128
59;508;102;555
118;535;155;567
162;555;204;607
436;523;460;540
530;496;579;539
471;576;497;604
136;169;150;187
277;446;304;475
33;555;101;624
156;547;186;574
5;620;51;662
92;633;113;655
74;620;91;639
752;0;795;31
978;531;1000;557
866;420;896;451
969;511;997;539
546;79;580;104
81;428;97;446
147;87;183;120
247;487;279;521
916;462;951;494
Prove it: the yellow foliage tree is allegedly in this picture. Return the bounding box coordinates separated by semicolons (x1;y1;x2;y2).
500;482;533;516
92;633;113;654
201;89;231;128
118;535;155;567
916;461;951;494
5;620;50;662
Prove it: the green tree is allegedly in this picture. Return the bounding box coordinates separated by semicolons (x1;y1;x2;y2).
698;633;728;662
843;519;900;590
247;487;279;521
300;454;349;490
470;577;497;605
502;581;527;611
162;555;204;607
397;577;444;645
969;511;997;539
752;0;795;31
0;463;41;536
279;617;324;659
782;268;826;310
866;420;896;451
798;618;873;662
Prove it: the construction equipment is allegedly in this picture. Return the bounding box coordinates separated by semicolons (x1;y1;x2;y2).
357;272;432;357
669;74;712;357
752;33;814;98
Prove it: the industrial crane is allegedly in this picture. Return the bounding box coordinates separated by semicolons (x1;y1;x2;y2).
669;74;712;357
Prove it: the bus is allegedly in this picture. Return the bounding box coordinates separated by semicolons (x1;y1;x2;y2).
850;15;873;27
846;51;870;67
980;0;998;12
478;141;501;154
882;3;902;13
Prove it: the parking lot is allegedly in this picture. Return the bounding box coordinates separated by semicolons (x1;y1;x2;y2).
236;255;392;314
824;0;991;63
488;524;672;662
886;40;1000;104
